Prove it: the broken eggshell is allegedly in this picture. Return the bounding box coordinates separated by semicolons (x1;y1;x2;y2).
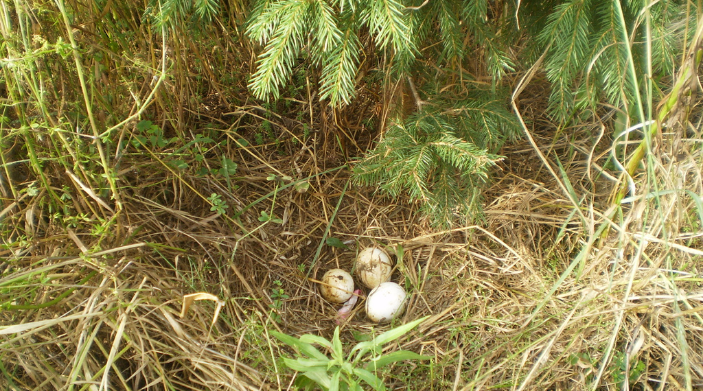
355;247;393;289
319;269;354;303
365;282;407;323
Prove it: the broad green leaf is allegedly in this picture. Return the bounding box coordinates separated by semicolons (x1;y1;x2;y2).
326;237;349;249
300;367;333;389
282;357;328;372
299;334;333;349
271;330;328;360
353;368;385;391
352;330;372;342
220;157;238;175
136;120;153;132
300;358;332;368
365;350;432;371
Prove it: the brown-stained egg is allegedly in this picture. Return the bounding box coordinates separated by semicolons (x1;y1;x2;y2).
319;269;354;303
355;247;393;289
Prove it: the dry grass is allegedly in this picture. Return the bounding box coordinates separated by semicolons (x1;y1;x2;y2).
3;111;702;389
2;1;703;390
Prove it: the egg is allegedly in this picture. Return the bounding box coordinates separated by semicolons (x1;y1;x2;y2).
355;247;393;289
365;282;407;323
320;269;354;303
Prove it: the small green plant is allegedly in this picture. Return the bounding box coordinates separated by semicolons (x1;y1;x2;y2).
219;157;238;176
258;210;283;224
612;350;645;388
208;193;229;215
25;183;40;197
272;316;431;390
132;120;173;149
269;280;289;323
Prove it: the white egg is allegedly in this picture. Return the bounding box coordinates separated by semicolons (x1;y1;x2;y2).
365;282;407;323
355;247;393;289
320;269;354;303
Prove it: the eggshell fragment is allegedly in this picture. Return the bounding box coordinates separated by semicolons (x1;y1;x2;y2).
365;282;407;323
355;247;393;289
320;269;354;303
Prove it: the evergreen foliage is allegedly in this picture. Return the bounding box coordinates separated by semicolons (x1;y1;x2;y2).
353;107;508;227
538;0;689;121
145;0;220;28
244;0;690;226
246;0;417;105
246;0;522;226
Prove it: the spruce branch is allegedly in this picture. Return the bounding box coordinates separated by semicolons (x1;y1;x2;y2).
248;0;310;101
364;0;415;54
194;0;219;21
461;1;515;80
353;109;504;228
310;0;342;52
437;0;463;62
246;0;283;44
319;23;360;106
539;0;593;120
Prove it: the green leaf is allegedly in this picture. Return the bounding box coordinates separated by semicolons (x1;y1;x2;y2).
365;350;432;371
341;362;353;375
329;370;341;391
282;357;328;372
271;330;328;360
294;180;310;193
300;367;333;389
332;327;344;362
169;159;189;170
293;376;318;390
299;334;333;349
326;237;349;249
237;138;249;147
352;368;385;391
349;316;428;361
220;157;238;176
372;316;428;345
351;330;372;342
364;0;414;54
136;120;153;132
287;357;330;369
